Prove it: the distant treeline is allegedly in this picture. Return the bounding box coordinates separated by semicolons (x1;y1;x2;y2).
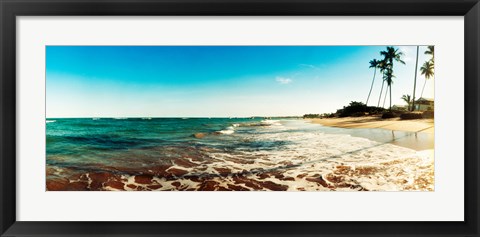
304;101;432;120
303;101;386;119
303;113;335;119
336;101;386;117
272;116;303;119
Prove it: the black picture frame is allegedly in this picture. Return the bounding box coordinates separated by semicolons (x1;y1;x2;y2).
1;0;479;236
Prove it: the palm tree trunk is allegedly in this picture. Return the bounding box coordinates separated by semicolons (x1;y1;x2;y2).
366;68;376;105
412;46;419;111
383;85;389;108
389;84;392;110
420;78;427;98
377;78;384;107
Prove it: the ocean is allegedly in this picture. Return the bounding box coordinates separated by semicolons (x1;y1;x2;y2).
46;118;434;191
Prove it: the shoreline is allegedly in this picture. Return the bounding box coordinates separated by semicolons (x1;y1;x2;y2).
307;116;434;133
307;117;434;151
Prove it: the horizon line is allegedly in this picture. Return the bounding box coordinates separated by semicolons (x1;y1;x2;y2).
46;115;305;119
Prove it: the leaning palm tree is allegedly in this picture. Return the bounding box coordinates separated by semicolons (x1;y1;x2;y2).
402;94;412;111
382;68;394;108
380;46;405;110
411;46;420;111
382;84;389;108
420;60;434;98
425;46;434;64
366;59;380;106
377;60;387;107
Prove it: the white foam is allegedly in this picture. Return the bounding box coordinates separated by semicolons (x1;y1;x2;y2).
185;121;434;191
261;119;282;126
46;120;56;123
218;126;235;135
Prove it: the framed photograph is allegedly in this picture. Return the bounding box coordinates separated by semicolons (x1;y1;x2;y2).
44;45;436;192
1;0;479;236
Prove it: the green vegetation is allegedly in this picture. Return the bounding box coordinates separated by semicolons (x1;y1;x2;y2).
366;46;434;117
377;59;387;107
336;101;385;117
420;46;435;99
411;46;419;111
412;46;434;111
420;60;434;98
312;46;435;120
370;46;405;111
400;112;423;120
425;46;434;64
303;114;321;118
401;94;412;111
380;46;405;110
303;113;335;119
366;59;380;106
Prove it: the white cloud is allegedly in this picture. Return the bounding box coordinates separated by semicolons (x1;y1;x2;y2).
275;77;292;85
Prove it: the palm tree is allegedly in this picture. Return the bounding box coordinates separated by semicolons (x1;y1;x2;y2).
377;60;387;107
382;84;389;108
380;46;405;110
420;60;434;98
402;94;412;111
366;59;380;106
411;46;419;111
382;68;394;108
381;46;406;66
425;46;434;64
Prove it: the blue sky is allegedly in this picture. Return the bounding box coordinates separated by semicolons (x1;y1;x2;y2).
46;46;434;117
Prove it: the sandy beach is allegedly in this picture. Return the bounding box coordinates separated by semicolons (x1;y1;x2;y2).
308;117;434;151
308;116;434;134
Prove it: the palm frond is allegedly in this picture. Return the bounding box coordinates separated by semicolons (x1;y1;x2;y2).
420;61;434;80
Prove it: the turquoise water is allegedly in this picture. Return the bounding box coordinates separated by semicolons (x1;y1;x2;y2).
47;117;257;152
46;118;433;191
46;118;293;175
48;117;258;156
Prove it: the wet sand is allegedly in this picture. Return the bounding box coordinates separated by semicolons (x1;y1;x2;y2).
308;117;434;151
